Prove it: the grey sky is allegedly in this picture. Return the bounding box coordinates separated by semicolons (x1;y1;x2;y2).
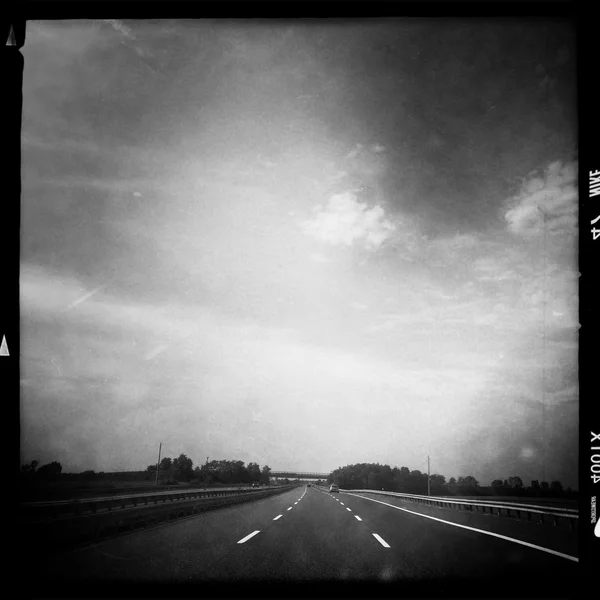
20;19;577;488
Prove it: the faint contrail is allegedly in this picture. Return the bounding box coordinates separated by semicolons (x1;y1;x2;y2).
67;284;106;309
144;344;168;361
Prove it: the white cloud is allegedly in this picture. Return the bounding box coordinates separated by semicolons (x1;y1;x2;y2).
351;301;368;311
504;160;577;236
104;20;136;41
310;252;332;264
346;143;363;159
301;191;396;251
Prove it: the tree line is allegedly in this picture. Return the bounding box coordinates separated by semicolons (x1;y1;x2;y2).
20;460;63;481
327;463;576;498
20;456;273;486
145;456;272;486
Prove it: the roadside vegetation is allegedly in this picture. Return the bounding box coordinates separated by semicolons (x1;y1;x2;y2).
327;463;576;500
20;457;273;501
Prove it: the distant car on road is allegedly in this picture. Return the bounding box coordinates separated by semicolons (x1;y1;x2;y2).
329;484;339;493
251;482;260;488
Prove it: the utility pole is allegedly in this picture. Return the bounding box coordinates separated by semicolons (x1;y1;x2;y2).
427;455;431;496
155;442;162;485
538;205;548;484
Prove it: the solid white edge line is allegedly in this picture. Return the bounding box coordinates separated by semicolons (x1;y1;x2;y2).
273;515;282;521
348;493;578;563
372;533;391;548
237;530;261;544
355;515;362;521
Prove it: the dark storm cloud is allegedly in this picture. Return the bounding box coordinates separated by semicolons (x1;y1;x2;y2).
302;21;577;234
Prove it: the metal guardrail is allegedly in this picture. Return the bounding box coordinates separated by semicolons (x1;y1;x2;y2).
404;493;579;513
21;485;285;521
343;489;578;530
24;485;298;552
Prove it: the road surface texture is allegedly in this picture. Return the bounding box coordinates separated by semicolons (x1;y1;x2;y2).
28;485;579;598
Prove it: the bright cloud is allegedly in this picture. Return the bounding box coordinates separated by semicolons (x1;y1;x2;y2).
301;191;396;251
504;160;577;236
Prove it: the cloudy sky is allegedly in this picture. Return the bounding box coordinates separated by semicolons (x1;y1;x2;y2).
20;19;578;488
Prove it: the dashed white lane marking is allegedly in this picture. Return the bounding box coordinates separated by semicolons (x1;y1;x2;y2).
372;533;391;548
237;530;261;544
294;502;298;505
273;515;282;521
287;507;293;511
340;502;345;506
355;515;362;521
348;492;579;563
346;507;352;511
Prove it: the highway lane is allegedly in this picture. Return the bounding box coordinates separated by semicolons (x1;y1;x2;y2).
31;484;579;594
329;490;578;580
340;490;578;558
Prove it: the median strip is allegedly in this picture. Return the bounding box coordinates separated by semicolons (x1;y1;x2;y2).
26;486;296;554
372;533;390;548
237;530;260;544
349;493;578;563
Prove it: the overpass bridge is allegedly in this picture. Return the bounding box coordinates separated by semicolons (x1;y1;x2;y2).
270;471;331;480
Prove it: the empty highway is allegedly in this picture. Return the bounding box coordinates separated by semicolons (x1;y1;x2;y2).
29;484;579;596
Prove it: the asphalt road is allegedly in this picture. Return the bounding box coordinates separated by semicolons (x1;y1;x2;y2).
29;485;580;597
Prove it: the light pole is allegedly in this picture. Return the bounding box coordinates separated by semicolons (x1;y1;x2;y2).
537;205;548;484
155;442;162;485
427;455;431;496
